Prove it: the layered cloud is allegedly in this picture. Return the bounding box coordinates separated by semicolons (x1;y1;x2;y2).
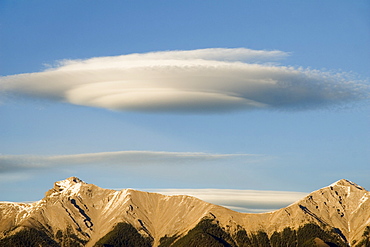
1;48;367;113
147;188;307;213
0;150;254;173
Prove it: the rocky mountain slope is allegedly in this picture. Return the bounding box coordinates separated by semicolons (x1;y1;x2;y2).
0;177;369;247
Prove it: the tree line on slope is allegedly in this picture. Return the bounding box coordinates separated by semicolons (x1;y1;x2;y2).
0;227;59;247
0;219;352;247
159;218;347;247
94;222;153;247
353;226;370;247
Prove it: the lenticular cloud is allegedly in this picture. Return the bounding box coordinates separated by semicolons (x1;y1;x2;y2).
0;48;368;113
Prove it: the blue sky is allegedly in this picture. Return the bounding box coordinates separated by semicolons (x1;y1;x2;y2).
0;1;369;211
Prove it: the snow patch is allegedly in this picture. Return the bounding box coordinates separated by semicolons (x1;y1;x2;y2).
348;221;350;233
55;178;83;195
0;201;44;222
329;179;347;187
359;194;368;205
101;189;131;214
347;186;351;197
329;179;364;190
351;193;369;214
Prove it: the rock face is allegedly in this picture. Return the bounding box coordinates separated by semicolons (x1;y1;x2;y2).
0;177;369;247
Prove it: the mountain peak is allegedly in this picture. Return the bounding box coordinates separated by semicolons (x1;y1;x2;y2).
55;176;85;187
63;176;84;184
46;177;86;196
329;179;364;190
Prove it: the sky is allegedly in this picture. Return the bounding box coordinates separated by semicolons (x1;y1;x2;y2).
0;1;369;213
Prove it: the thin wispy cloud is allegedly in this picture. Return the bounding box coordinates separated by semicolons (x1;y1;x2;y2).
1;48;367;113
0;151;255;173
146;188;308;213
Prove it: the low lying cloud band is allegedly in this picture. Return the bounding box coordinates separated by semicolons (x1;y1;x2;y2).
0;151;255;173
1;48;368;113
146;188;308;213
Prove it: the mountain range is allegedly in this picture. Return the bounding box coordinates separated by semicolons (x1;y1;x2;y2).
0;177;369;247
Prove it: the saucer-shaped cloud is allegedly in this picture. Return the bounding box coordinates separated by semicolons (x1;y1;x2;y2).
1;48;368;112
